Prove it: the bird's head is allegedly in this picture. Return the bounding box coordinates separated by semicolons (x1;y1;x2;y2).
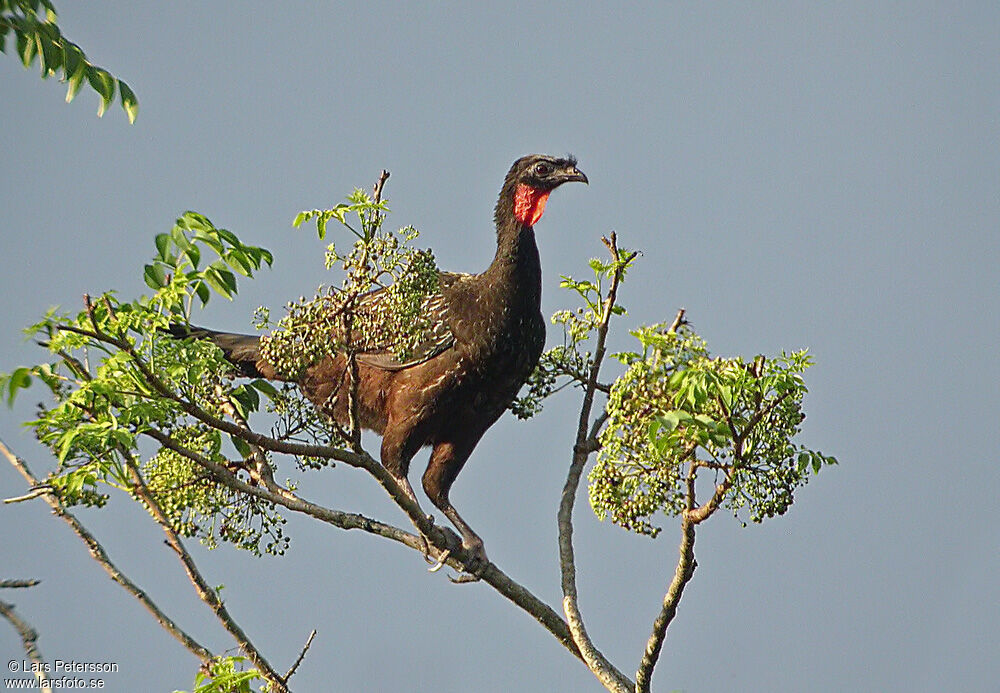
498;154;588;227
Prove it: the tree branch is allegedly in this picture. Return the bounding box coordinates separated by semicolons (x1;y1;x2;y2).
634;518;696;693
558;233;635;692
118;450;288;692
0;597;51;693
141;426;586;662
635;454;730;691
0;438;214;665
42;257;609;680
284;629;317;682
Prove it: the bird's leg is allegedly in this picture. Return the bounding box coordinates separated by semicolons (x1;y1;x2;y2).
438;502;488;571
423;441;489;575
393;473;435;563
380;432;445;565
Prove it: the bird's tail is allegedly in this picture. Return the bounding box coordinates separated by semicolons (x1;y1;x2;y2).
166;324;266;378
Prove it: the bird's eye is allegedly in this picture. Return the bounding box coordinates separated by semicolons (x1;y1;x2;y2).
534;163;552;176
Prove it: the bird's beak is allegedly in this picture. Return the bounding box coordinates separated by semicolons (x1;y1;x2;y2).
562;166;588;185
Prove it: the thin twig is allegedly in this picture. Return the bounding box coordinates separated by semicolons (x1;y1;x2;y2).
667;307;687;334
4;486;52;504
285;629;317;681
372;169;390;205
0;438;214;664
0;599;52;693
0;579;41;589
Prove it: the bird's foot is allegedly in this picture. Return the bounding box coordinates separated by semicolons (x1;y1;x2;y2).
445;537;488;583
421;523;459;569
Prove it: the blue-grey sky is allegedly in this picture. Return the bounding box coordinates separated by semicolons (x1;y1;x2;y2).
2;3;998;691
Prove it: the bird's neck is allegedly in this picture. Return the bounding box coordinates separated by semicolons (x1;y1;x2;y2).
485;211;542;309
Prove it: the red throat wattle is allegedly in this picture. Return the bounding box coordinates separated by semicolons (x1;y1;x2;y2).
513;183;551;226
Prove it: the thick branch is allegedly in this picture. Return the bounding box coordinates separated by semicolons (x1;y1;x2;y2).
0;438;213;664
558;233;635;692
686;478;732;525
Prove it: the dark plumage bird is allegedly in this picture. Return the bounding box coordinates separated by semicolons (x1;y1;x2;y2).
171;154;587;562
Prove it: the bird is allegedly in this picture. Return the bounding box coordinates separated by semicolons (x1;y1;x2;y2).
170;154;587;564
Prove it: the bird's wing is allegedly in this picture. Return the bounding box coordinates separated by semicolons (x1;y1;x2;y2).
352;272;470;371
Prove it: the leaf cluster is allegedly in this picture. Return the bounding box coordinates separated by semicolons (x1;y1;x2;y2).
144;212;273;319
591;324;837;536
0;0;138;121
175;656;262;693
1;213;286;554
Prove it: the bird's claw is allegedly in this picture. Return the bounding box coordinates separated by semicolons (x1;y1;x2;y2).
417;534;433;564
427;548;450;572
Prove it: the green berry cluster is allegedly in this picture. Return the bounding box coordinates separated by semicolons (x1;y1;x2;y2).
261;215;440;378
142;427;289;556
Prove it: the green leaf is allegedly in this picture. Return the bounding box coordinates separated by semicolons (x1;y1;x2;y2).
217;267;237;295
62;40;83;79
37;33;60;77
18;29;36;68
202;267;233;299
249;379;280;400
118;79;138;124
656;412;681;431
64;60;85;102
225;250;252;276
180;211;214;233
230;385;259;418
230;435;252;459
193;281;211;306
154;233;171;262
184;244;201;269
719;385;733;410
219;230;243;249
143;263;168;289
797;451;810;473
4;367;33;406
57;427;81;462
693;413;716;427
647;418;662;439
85;66;115;117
